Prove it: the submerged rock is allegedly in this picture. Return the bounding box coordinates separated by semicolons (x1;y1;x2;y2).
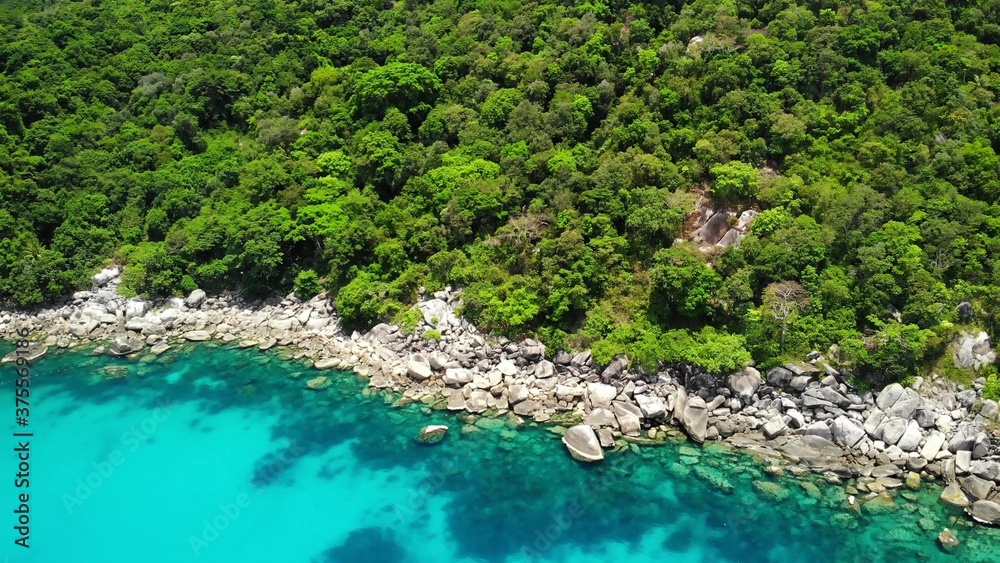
693;465;734;494
938;528;960;553
861;492;898;514
562;424;604;462
99;365;129;380
753;480;790;502
416;425;448;444
306;376;331;390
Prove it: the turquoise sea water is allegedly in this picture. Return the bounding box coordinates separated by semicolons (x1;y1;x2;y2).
2;343;999;563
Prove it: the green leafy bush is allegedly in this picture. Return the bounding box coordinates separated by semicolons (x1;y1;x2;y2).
591;324;751;374
395;307;424;334
843;322;935;387
983;367;1000;402
294;270;322;299
336;272;391;328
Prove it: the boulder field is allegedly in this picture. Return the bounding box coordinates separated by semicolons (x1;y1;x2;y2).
2;269;1000;526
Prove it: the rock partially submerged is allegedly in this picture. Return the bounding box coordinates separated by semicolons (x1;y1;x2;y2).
109;335;145;356
938;528;959;553
183;330;212;342
562;425;604;462
416;425;448;445
1;343;48;363
967;500;1000;525
940;483;970;509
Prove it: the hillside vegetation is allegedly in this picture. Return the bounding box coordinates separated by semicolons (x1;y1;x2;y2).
3;0;1000;383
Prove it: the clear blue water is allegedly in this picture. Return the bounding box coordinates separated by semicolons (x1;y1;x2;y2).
2;342;999;562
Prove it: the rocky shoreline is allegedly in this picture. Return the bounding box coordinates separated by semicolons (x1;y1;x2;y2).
2;268;1000;531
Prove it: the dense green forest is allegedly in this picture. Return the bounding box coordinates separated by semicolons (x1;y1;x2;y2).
3;0;1000;384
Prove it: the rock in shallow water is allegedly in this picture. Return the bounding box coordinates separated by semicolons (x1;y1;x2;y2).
314;358;339;369
306;376;330;390
562;424;604;462
959;475;994;501
184;330;211;342
110;335;145;355
967;500;1000;525
613;400;642;437
939;483;970;508
938;528;960;553
416;425;448;444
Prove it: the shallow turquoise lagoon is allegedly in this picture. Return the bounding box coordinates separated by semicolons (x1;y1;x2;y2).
2;343;999;563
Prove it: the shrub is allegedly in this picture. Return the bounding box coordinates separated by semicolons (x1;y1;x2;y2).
395;307;424;334
590;324;752;374
680;327;753;374
336;271;390;327
984;367;1000;402
845;322;934;388
294;269;322;299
